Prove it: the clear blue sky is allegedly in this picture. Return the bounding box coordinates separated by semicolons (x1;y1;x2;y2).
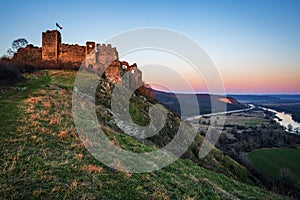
0;0;299;93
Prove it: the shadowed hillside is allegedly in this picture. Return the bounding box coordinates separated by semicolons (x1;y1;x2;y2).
152;90;247;118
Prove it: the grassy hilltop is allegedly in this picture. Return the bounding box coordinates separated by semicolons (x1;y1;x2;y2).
0;70;288;199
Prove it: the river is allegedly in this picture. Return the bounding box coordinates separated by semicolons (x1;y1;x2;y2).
184;104;300;135
260;107;300;135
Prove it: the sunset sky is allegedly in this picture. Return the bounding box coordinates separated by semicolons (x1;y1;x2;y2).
0;0;299;94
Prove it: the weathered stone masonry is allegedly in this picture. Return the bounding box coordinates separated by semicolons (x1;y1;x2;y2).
42;30;61;62
59;44;85;64
12;44;42;65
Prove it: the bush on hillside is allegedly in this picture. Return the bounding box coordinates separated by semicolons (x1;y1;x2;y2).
0;62;26;86
17;64;36;73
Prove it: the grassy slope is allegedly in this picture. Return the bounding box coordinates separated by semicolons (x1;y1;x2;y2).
249;148;300;182
0;70;287;199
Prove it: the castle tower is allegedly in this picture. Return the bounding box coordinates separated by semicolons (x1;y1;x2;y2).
42;30;61;62
85;41;96;69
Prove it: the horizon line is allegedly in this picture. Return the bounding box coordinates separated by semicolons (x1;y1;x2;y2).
151;88;300;95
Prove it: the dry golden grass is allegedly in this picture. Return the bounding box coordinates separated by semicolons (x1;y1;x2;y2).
115;160;123;171
124;171;132;178
26;105;35;113
32;189;42;196
43;101;51;108
59;89;68;95
111;156;132;178
58;130;67;139
30;113;41;120
152;187;170;200
49;117;58;125
51;186;60;193
81;164;103;174
76;153;83;160
71;179;78;189
25;84;76;142
70;127;77;138
31;120;40;127
111;136;118;146
42;109;49;117
27;96;43;104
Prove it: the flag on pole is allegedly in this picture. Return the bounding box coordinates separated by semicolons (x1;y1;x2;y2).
56;23;63;30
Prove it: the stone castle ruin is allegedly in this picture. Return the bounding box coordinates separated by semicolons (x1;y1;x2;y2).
12;30;143;88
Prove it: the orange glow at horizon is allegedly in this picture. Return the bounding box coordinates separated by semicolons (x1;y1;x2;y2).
221;70;300;94
147;70;300;94
122;48;300;94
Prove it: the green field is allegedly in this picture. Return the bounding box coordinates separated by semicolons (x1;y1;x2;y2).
224;111;268;127
249;148;300;183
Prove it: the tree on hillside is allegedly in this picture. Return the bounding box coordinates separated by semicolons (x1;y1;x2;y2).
0;55;11;62
7;38;28;58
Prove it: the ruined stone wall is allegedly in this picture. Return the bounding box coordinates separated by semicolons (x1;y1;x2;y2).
120;62;143;88
42;30;61;62
97;44;118;66
12;44;42;65
58;44;85;63
127;64;142;88
105;60;121;83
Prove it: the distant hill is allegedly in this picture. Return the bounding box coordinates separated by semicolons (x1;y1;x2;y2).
230;94;300;103
269;94;300;101
152;90;247;118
